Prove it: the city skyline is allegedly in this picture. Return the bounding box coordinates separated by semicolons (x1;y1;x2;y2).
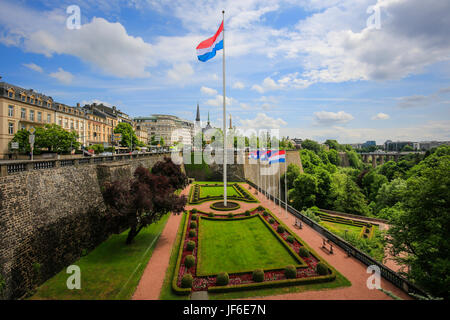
0;0;449;144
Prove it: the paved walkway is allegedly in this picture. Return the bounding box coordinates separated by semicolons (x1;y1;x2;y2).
132;187;189;300
133;184;412;300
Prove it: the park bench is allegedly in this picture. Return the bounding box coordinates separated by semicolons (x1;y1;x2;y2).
293;218;302;229
322;238;334;254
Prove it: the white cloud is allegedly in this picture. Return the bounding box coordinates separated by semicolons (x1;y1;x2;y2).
23;63;43;73
372;113;390;120
313;110;354;125
233;81;245;89
205;94;237;107
240;102;252;110
396;87;450;108
167;63;194;82
49;68;74;84
240;113;287;129
200;86;218;96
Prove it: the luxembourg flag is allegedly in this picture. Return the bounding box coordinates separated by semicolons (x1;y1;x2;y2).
248;150;259;159
196;21;224;62
268;150;286;164
260;150;272;162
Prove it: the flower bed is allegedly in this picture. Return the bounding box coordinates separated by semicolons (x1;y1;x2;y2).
172;207;336;295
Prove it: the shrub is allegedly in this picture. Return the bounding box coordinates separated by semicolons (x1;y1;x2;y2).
186;241;195;251
316;262;329;275
216;272;229;286
208;212;215;217
257;205;264;211
191;214;197;221
190;221;197;229
181;273;193;288
298;247;310;258
252;269;265;282
189;230;196;237
191;208;198;213
228;213;233;218
269;218;275;224
263;211;269;217
277;225;285;233
184;255;195;268
245;210;251;216
286;235;294;243
284;265;297;279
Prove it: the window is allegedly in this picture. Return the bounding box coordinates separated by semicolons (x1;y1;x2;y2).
21;108;26;119
70;120;74;129
47;114;51;123
21;95;25;102
64;119;68;128
8;122;14;135
37;112;42;122
8;91;13;98
58;117;62;126
21;124;26;130
8;105;14;117
27;97;30;103
29;110;35;121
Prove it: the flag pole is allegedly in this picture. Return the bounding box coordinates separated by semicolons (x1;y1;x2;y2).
285;159;288;218
222;10;227;207
279;162;281;215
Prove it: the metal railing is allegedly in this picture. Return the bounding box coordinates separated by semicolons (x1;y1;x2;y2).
1;151;172;177
246;179;428;298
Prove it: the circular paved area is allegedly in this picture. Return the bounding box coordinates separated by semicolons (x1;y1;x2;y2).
133;183;412;300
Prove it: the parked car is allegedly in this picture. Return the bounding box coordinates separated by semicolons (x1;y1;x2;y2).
99;152;114;156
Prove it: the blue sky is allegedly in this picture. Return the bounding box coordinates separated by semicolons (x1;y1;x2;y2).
0;0;449;144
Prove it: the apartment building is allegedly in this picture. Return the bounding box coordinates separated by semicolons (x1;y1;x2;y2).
134;114;194;146
0;82;57;158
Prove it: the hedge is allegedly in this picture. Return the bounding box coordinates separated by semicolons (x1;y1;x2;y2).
171;213;192;295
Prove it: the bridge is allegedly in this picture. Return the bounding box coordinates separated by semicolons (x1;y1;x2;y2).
359;151;425;168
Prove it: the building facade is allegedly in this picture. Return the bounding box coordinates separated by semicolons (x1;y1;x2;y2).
0;82;57;158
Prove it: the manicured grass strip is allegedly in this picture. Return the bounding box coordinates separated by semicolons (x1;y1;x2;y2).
159;213;190;300
200;186;240;198
197;216;299;276
29;214;170;300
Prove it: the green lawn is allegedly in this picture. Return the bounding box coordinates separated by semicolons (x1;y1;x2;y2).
197;216;299;276
322;221;363;237
199;185;240;198
30;214;170;300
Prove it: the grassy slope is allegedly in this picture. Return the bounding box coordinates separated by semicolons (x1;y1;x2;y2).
30;214;170;300
158;213;189;300
198;217;298;276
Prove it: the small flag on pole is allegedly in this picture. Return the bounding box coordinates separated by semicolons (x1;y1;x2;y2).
196;21;224;62
268;150;286;164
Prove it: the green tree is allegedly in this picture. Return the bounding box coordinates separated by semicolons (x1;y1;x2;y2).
114;122;139;149
290;173;318;210
333;175;370;215
284;163;302;189
386;154;450;298
315;167;333;208
378;160;405;181
324;139;340;151
327;149;340;166
301;139;322;154
10;129;31;153
361;170;388;202
374;178;407;214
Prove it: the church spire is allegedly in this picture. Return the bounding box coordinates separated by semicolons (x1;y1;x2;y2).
229;113;232;129
207;110;210;125
196;103;200;122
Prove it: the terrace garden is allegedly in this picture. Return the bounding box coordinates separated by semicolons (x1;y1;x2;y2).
188;183;259;205
170;206;346;295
